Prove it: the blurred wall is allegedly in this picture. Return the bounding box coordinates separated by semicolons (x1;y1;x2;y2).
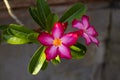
0;0;120;80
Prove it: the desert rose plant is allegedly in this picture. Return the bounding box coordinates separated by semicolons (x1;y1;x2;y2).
0;0;99;75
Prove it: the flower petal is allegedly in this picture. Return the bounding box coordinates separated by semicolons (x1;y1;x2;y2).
45;46;58;61
37;32;53;46
72;19;84;29
52;22;64;38
58;44;71;59
61;32;78;46
90;36;99;46
87;26;98;36
82;33;91;45
82;15;90;29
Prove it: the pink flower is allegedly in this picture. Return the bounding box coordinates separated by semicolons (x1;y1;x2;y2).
72;15;99;46
37;22;78;61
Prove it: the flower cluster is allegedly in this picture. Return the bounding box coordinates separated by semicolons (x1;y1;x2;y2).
0;0;100;75
37;15;99;61
72;15;99;46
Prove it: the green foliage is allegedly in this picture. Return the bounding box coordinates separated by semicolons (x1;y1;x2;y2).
28;46;46;75
70;42;87;59
3;30;30;44
59;3;87;23
0;0;88;75
29;0;87;30
29;7;45;29
29;0;52;29
41;60;48;70
27;33;39;44
0;25;9;30
37;0;51;27
51;56;61;65
1;24;39;45
7;24;34;38
46;13;59;32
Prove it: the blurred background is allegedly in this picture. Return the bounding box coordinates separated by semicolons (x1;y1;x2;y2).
0;0;120;80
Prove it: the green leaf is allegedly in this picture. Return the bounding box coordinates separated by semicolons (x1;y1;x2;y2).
28;46;46;75
41;60;48;70
46;13;59;32
59;3;87;23
70;42;87;59
51;56;61;65
0;25;9;30
7;24;34;39
1;24;39;44
37;0;51;28
2;30;30;44
29;0;51;29
29;7;45;29
27;33;39;44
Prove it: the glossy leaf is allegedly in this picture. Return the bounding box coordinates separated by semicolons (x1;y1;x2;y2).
70;42;87;59
59;3;87;23
1;24;39;44
28;46;46;75
46;13;59;32
2;30;30;44
7;24;34;39
41;60;48;70
37;0;51;28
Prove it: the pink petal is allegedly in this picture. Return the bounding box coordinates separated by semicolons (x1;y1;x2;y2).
89;36;99;46
45;46;58;61
61;32;78;46
72;19;84;29
52;22;64;38
37;32;53;46
82;15;90;29
87;26;98;36
82;33;91;45
58;44;72;59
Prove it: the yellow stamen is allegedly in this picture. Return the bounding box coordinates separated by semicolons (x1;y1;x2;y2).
53;38;62;47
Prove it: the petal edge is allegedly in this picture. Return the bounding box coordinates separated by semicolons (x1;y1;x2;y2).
72;19;84;29
37;32;53;46
58;45;72;59
45;46;58;61
82;15;90;29
61;32;78;46
52;22;64;38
